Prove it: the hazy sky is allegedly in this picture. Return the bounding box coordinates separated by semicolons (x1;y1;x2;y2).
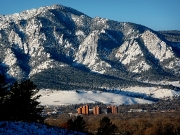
0;0;180;31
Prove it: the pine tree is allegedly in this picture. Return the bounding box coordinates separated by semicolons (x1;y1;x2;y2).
97;116;118;135
66;116;87;132
1;78;44;122
0;74;9;119
73;116;86;132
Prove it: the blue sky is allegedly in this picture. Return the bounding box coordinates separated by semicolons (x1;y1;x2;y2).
0;0;180;31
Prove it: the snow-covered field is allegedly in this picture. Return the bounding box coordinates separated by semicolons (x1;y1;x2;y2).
0;121;86;135
38;82;180;105
143;81;180;87
37;89;153;106
121;86;180;99
37;84;180;106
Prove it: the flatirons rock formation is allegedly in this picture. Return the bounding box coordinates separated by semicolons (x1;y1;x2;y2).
0;4;180;90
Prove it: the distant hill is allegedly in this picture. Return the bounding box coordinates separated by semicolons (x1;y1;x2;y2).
159;30;180;42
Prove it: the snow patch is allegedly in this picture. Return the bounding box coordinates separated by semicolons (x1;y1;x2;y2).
29;60;54;76
122;86;180;99
37;89;153;106
0;121;86;135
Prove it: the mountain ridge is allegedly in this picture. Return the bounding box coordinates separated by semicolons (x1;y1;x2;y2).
0;4;180;92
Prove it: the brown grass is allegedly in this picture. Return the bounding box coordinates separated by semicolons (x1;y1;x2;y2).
45;111;180;135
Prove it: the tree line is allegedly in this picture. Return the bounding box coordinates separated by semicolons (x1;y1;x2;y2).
59;116;118;135
46;111;180;135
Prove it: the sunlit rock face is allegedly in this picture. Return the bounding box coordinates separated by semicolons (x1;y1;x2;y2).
0;4;179;85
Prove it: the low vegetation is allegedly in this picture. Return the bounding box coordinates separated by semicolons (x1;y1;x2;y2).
44;97;180;135
45;110;180;135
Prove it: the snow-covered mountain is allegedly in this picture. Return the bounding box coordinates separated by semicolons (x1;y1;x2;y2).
0;4;180;92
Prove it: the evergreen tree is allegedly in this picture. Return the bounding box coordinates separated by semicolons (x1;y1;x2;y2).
0;78;44;122
0;74;9;119
73;116;86;132
0;74;7;100
96;116;118;135
66;116;87;133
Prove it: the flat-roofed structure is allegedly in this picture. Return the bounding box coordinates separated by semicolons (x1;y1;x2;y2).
93;106;101;115
85;105;89;115
112;106;118;114
107;106;118;114
77;105;89;115
77;107;82;114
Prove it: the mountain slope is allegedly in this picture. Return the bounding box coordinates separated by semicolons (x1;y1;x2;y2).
0;4;180;90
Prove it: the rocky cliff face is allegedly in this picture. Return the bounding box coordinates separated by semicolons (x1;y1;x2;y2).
0;4;180;89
